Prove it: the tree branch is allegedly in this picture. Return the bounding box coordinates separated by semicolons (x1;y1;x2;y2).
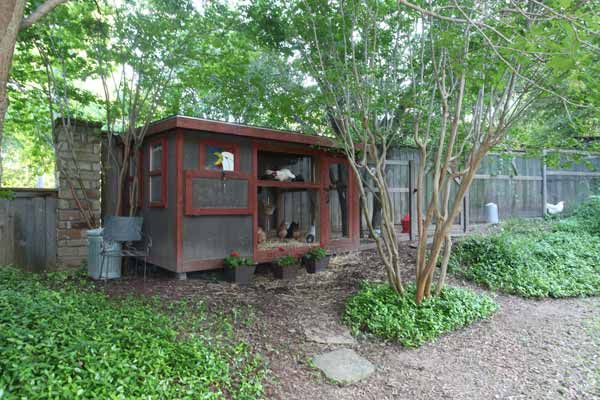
20;0;69;30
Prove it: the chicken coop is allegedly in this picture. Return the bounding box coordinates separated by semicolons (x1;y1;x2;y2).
132;116;360;274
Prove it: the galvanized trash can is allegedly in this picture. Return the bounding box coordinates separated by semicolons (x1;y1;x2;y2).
485;202;499;224
87;228;122;279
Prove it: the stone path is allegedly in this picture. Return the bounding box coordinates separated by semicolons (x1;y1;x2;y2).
313;348;375;384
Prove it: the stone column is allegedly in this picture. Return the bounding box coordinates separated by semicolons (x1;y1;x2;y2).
54;120;102;267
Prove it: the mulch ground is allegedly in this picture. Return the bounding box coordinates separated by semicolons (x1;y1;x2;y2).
101;244;600;400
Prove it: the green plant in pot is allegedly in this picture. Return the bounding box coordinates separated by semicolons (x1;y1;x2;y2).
303;247;330;273
223;251;255;285
273;254;299;280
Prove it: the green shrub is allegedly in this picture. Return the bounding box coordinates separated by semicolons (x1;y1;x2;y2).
276;255;298;267
561;196;600;236
223;250;254;269
304;247;327;261
451;224;600;298
0;268;265;399
343;283;498;348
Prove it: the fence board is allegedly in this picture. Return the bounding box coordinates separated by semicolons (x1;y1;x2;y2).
0;189;57;271
383;149;600;229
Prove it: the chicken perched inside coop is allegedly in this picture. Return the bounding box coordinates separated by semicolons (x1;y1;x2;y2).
257;187;320;250
258;151;317;183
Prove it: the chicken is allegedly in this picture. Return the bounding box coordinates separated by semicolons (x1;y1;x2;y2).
292;229;303;241
277;222;288;240
265;168;296;182
286;222;299;239
546;201;565;215
257;227;267;244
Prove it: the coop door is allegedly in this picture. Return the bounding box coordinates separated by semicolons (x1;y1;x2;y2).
326;160;351;242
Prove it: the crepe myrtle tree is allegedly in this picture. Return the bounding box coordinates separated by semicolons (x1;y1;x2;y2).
93;0;198;216
293;0;596;303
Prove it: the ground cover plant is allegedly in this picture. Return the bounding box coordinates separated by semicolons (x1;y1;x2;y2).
0;268;265;399
450;200;600;298
343;283;497;348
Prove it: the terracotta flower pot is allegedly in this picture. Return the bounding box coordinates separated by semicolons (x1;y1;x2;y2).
224;265;256;285
304;255;330;274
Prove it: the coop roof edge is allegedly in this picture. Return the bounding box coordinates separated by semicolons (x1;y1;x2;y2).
146;115;338;148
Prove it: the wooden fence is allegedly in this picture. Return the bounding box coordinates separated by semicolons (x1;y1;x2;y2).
0;189;57;271
360;149;600;239
468;152;600;224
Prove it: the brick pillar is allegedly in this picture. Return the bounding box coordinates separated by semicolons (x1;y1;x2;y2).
55;120;102;267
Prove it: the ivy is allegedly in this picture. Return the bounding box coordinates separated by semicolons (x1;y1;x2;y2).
344;283;498;348
0;268;266;399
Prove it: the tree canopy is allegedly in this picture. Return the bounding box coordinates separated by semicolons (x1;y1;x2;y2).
3;0;598;187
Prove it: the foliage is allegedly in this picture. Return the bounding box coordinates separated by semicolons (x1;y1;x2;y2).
344;282;497;348
304;247;327;261
0;267;265;399
558;196;600;236
223;250;254;269
4;0;102;187
276;255;298;267
243;0;600;303
0;189;15;200
451;216;600;298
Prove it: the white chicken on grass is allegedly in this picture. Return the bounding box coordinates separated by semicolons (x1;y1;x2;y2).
265;168;295;182
546;201;565;215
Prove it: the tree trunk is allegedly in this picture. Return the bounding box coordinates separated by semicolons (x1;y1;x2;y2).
0;0;27;186
371;193;382;236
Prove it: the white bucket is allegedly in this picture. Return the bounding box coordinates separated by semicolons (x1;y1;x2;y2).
485;203;499;224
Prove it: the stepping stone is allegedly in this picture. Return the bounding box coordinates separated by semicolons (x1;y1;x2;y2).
313;348;375;384
304;325;356;345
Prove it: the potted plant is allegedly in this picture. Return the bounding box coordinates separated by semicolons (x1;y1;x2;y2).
303;247;330;273
223;251;255;285
273;255;299;280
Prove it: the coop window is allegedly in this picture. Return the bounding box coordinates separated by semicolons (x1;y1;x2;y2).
257;150;317;183
200;141;239;172
148;138;167;207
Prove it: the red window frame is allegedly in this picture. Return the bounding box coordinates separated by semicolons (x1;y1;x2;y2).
184;139;250;215
148;137;168;208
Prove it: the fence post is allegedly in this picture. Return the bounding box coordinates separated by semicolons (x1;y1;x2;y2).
541;150;547;217
408;160;417;241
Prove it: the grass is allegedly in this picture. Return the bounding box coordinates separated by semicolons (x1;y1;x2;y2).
450;198;600;298
343;283;498;348
0;268;265;399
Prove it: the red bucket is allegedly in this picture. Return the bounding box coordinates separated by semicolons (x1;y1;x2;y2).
401;214;410;233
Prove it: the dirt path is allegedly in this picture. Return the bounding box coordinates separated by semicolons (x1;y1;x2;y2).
103;247;600;400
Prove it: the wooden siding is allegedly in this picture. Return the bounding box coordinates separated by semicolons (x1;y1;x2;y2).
182;131;255;263
0;189;57;271
183;215;253;260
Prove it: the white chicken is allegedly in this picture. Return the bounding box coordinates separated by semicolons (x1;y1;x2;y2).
546;201;565;215
265;168;295;182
